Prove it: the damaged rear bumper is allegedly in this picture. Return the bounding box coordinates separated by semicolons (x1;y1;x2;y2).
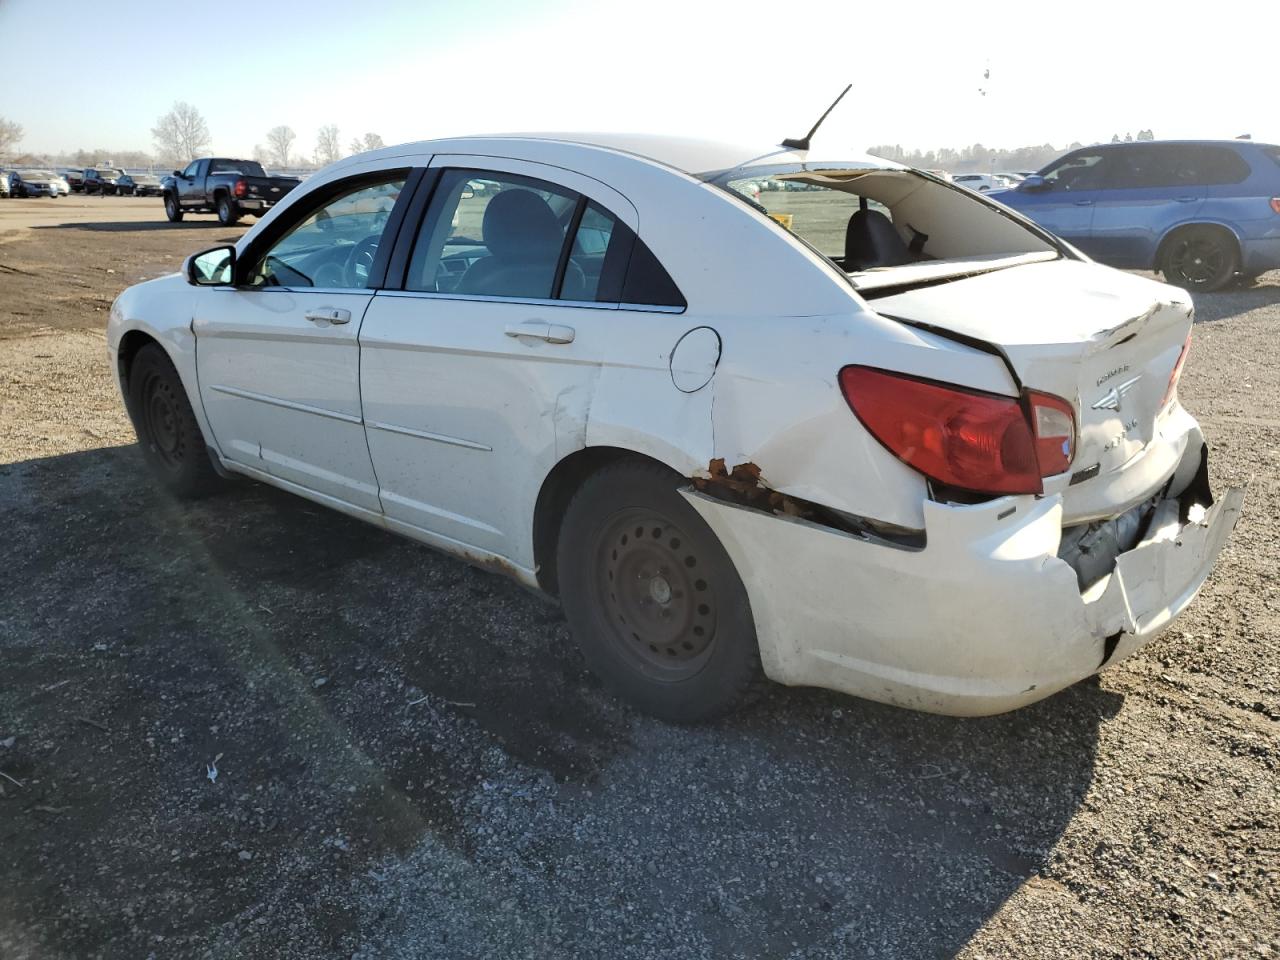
683;449;1244;717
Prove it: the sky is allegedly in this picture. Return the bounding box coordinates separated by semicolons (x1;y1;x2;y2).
2;0;1277;161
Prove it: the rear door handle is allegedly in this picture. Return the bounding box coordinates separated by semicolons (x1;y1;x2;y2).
1174;196;1198;203
1074;199;1094;206
304;307;351;325
504;320;575;344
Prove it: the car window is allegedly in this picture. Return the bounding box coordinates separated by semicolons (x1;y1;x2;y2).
560;202;619;302
1040;152;1110;191
181;161;199;178
248;175;406;290
406;169;578;299
211;159;267;177
1189;146;1250;185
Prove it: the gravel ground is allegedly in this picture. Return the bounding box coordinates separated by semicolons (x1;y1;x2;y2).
0;217;1276;959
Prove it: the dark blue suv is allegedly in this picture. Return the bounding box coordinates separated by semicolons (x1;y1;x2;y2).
994;140;1280;291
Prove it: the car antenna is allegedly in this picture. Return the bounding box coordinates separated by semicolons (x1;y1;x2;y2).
781;84;852;152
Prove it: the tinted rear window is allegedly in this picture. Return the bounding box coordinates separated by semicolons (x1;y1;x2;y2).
622;235;685;309
1192;146;1250;185
1262;145;1280;168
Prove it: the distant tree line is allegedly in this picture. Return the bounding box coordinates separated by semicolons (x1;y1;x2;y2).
867;133;1156;174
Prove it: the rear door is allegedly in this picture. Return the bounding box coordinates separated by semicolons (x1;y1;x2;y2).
357;157;645;561
194;169;415;512
1089;144;1206;267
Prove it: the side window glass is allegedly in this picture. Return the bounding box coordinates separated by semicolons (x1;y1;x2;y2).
250;176;406;289
1042;153;1106;191
1192;146;1250;185
622;234;685;309
407;170;577;299
560;202;618;302
182;162;199;178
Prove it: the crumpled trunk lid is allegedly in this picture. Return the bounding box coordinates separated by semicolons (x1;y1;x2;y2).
870;258;1194;522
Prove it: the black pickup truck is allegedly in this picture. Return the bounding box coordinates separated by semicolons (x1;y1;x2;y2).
162;158;300;224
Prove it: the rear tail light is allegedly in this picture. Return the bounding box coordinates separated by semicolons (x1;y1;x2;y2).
1027;391;1075;477
233;178;246;198
1270;198;1280;214
1161;333;1192;409
838;366;1075;496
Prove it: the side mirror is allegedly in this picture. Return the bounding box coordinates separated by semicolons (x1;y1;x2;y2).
1020;174;1049;192
173;170;182;177
185;245;236;286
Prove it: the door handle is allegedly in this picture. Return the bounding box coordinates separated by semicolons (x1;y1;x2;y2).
504;320;575;344
1074;199;1094;206
1174;196;1198;203
304;307;351;325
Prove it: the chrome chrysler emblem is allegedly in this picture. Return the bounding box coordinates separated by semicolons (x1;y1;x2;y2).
1092;375;1142;412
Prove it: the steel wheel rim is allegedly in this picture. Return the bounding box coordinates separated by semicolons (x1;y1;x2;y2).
1170;238;1224;286
165;197;175;217
592;508;718;682
143;373;184;467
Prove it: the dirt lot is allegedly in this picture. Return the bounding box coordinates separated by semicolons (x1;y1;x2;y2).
1;198;1277;959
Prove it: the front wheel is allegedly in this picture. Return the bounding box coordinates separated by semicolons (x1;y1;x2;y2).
126;345;220;499
217;195;240;225
164;194;183;222
557;460;762;722
1160;226;1239;292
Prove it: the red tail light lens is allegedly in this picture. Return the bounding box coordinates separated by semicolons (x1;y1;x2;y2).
1270;198;1280;215
234;178;246;198
839;366;1044;495
839;367;1077;495
1161;333;1192;409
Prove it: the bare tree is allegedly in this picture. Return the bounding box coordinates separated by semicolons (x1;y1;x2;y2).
348;137;364;156
0;117;23;156
151;102;211;167
265;126;296;168
314;125;342;166
362;132;385;151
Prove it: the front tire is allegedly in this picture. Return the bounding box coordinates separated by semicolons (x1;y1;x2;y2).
1160;226;1239;292
164;194;183;222
557;460;762;722
216;195;240;225
126;345;220;499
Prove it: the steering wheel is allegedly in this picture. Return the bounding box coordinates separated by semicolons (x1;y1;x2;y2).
342;234;382;288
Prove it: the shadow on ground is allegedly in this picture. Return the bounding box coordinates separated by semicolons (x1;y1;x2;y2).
0;445;1121;958
31;219;245;233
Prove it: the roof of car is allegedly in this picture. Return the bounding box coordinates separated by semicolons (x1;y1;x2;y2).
358;133;897;178
1090;139;1277;149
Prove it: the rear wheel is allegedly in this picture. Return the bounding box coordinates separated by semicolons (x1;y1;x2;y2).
126;345;220;499
164;194;183;222
216;195;240;225
557;460;762;722
1159;226;1239;292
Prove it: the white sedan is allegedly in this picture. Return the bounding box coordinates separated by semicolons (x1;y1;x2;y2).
107;133;1242;721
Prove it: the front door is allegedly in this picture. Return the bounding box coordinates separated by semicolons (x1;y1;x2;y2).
194;171;411;512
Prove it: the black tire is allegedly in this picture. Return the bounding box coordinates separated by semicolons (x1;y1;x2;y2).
216;195;240;225
164;193;183;222
557;459;762;722
126;345;220;499
1159;226;1239;292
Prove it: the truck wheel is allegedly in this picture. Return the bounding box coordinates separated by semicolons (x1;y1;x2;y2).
164;194;183;222
556;459;763;722
217;195;240;225
1159;226;1239;292
126;345;220;499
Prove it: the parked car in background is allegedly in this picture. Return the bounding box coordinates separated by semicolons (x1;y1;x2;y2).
12;169;64;197
952;173;1016;192
997;172;1027;184
84;168;127;194
64;168;85;192
0;171;9;198
162;157;302;224
120;173;164;197
993;140;1280;291
924;169;953;181
108;133;1240;722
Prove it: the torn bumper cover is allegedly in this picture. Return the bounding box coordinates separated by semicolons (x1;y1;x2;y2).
683;448;1243;717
